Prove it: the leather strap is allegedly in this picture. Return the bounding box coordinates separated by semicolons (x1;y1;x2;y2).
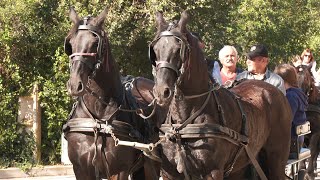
244;145;268;180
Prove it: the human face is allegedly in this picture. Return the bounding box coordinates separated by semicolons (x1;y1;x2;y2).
246;56;266;74
220;47;237;68
303;52;311;64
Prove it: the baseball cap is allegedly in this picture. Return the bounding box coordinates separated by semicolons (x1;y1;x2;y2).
247;44;268;59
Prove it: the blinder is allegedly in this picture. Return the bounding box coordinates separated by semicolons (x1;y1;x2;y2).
64;36;72;56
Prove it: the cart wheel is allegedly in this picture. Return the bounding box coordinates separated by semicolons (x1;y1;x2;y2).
298;169;310;180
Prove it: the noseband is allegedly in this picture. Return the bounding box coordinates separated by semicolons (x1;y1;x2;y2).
65;16;106;78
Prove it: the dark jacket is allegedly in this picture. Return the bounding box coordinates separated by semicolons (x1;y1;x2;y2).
286;87;308;137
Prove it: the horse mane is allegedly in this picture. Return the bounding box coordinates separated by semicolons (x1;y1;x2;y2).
102;34;117;73
307;74;320;104
185;31;207;79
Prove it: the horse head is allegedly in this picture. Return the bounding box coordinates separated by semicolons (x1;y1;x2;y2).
295;64;319;103
150;11;208;107
65;7;109;96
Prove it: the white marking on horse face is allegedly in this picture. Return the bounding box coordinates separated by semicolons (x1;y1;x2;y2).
166;37;169;43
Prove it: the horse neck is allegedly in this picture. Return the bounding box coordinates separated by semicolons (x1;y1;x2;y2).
309;86;320;105
169;45;211;123
179;44;209;95
82;44;123;119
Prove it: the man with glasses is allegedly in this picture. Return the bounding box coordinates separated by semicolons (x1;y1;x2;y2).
236;44;286;94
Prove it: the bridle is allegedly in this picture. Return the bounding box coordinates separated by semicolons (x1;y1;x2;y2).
149;23;190;81
64;16;106;80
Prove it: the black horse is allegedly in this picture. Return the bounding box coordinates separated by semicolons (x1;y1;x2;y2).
150;11;292;179
295;65;320;178
62;7;159;180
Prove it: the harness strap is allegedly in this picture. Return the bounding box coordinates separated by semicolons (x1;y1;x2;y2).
63;118;141;141
235;95;248;137
160;124;248;143
212;90;226;126
175;91;212;131
176;138;190;180
92;127;100;180
101;145;112;180
156;61;180;76
224;145;244;177
244;145;268;180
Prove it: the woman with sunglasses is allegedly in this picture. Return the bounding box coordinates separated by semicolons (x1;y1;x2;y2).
301;48;320;87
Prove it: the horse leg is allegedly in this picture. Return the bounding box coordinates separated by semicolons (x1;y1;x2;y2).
160;169;184;180
258;146;288;180
109;172;130;180
131;167;145;180
67;133;96;180
142;158;160;180
307;132;320;177
225;165;258;180
69;152;96;180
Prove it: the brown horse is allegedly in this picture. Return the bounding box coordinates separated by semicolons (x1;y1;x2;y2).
62;7;159;180
149;11;292;180
295;65;320;178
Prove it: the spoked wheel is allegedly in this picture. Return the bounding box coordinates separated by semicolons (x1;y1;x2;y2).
298;169;311;180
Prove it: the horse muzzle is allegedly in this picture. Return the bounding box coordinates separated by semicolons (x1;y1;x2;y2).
153;85;173;107
67;79;85;96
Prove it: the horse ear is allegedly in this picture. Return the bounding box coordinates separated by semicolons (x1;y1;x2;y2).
155;12;166;31
178;10;190;33
95;7;108;27
69;6;80;24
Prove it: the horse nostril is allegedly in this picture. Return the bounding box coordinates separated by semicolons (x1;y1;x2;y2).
163;88;172;99
77;82;83;92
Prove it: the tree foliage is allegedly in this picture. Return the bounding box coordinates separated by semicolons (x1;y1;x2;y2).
1;0;320;166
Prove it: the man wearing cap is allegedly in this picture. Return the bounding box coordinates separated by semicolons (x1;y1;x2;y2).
236;44;286;95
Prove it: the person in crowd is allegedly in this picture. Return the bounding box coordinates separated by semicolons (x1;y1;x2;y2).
236;44;286;94
301;48;314;67
274;64;308;153
300;48;320;87
212;45;242;85
291;55;303;67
